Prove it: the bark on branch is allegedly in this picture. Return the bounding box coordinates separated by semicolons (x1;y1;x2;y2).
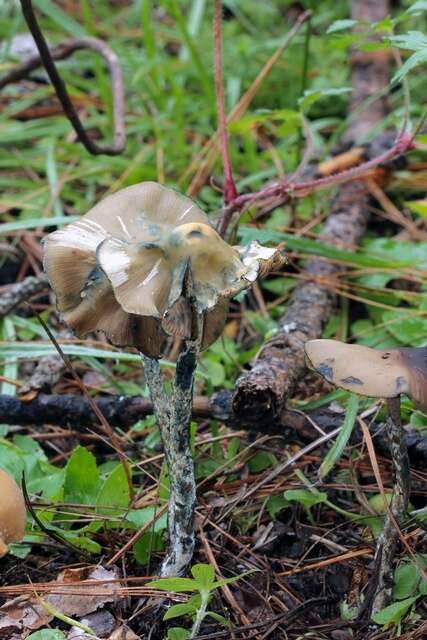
1;391;427;466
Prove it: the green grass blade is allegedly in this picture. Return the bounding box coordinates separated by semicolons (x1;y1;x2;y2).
319;394;359;480
0;216;78;235
238;227;419;269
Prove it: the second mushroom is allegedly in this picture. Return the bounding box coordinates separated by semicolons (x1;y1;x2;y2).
305;339;427;616
44;181;285;576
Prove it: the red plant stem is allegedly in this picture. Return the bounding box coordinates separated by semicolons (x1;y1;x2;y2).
227;131;415;212
214;0;238;222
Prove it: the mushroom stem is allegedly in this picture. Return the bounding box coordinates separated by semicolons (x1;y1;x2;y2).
142;314;203;577
371;397;411;615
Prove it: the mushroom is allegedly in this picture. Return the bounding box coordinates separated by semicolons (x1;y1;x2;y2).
43;182;281;358
305;339;427;615
0;468;26;558
43;181;285;576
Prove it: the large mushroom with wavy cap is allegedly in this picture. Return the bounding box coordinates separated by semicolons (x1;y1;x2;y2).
44;182;282;357
43;181;285;577
305;339;427;617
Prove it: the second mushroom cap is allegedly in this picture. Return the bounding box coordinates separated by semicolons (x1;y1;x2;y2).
305;339;427;412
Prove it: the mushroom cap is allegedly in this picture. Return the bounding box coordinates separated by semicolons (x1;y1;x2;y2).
0;468;26;558
44;182;285;357
305;339;427;412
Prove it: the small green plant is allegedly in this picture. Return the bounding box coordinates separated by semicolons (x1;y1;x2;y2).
148;563;254;639
372;555;427;632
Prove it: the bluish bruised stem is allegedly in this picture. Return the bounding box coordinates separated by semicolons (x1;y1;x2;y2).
371;397;410;616
142;314;203;577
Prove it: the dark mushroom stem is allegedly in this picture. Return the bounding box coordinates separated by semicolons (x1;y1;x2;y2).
370;397;411;614
142;302;203;577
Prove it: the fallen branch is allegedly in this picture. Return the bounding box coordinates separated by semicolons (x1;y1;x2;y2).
1;392;426;466
0;274;48;317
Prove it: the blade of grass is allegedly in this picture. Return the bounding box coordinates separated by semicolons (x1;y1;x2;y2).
319;394;359;480
238;227;416;269
0;216;78;234
166;0;214;104
0;342;209;379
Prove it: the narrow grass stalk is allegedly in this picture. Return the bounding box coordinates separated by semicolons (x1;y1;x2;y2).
371;397;411;614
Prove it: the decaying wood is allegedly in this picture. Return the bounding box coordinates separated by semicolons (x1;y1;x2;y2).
1;391;426;466
18;329;73;395
232;0;390;428
0;273;48;317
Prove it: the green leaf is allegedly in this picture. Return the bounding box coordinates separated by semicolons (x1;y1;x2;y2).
96;464;130;516
8;543;32;558
191;563;215;588
127;507;167;532
361;238;427;269
383;312;427;347
394;562;421;599
284;489;328;509
133;531;165;565
389;30;427;52
319;395;359;479
407;0;427;15
245;312;277;338
372;596;418;626
167;628;190;640
327;19;357;34
147;577;198;592
206;611;229;625
64;446;99;505
266;495;290;519
60;531;102;554
212;569;257;589
163;600;198;621
368;492;393;514
392;48;427;83
27;631;66;640
248;451;277;473
298;87;352;112
239;227;411;269
388;31;427;83
199;358;225;387
405;200;427;218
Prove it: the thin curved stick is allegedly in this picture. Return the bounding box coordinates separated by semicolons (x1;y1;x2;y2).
7;1;126;155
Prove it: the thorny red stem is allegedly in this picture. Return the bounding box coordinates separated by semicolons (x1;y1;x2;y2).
214;0;238;226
